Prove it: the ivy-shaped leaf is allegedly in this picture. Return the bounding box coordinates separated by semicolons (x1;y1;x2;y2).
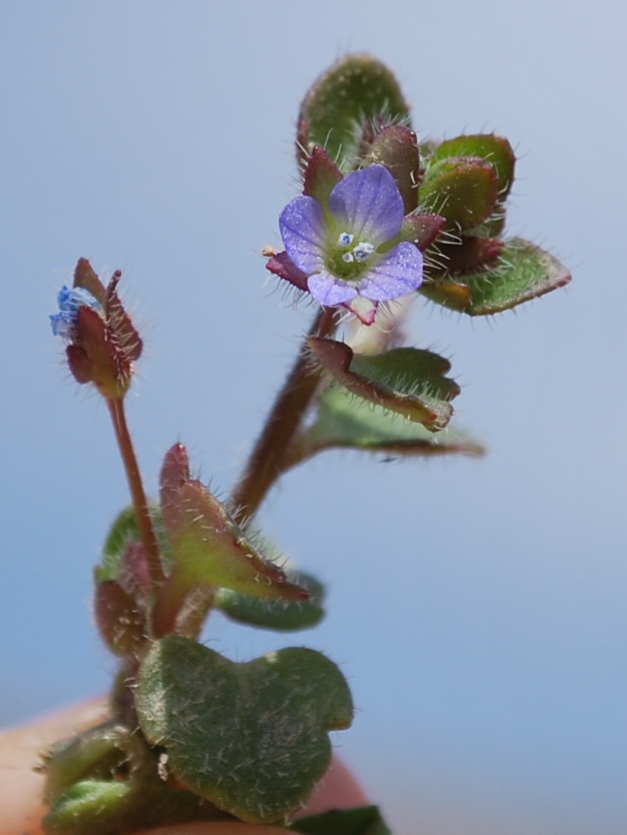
135;635;353;824
286;386;483;469
215;571;326;632
290;805;391;835
422;237;571;314
308;338;460;432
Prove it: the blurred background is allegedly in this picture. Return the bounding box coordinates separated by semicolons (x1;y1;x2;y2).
1;2;625;833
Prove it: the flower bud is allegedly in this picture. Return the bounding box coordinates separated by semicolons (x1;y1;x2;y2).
50;260;142;400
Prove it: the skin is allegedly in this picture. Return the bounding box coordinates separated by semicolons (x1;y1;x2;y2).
0;697;369;835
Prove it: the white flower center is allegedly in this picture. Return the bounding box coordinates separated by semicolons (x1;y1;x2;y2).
337;232;376;265
353;242;375;262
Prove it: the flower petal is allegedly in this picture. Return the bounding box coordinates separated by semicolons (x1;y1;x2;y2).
50;311;74;338
328;165;404;245
279;195;326;274
357;242;423;302
307;272;358;306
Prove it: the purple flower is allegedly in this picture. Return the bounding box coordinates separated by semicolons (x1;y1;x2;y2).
50;285;104;338
273;165;423;324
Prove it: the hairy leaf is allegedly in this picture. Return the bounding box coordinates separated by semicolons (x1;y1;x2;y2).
136;635;353;824
419;156;499;231
309;339;460;432
422;238;571;314
287;386;483;468
215;571;325;632
153;444;308;634
298;54;410;171
428;133;516;198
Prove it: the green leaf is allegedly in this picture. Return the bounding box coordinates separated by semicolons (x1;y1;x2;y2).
43;779;133;835
96;504;173;584
136;635;353;825
290;805;391;835
215;571;326;632
428;133;516;198
42;719;225;835
419;156;499;231
155;445;308;635
287;386;483;469
422;238;572;315
97;506;140;582
43;721;130;805
308;338;460;432
298;54;410;172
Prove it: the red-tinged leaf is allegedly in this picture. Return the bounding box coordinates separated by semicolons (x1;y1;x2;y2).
303;146;343;206
154;444;309;635
94;580;147;658
120;541;152;595
308;338;459;432
422;238;571;315
65;344;93;385
399;214;446;251
159;443;192;530
438;236;504;275
73;306;131;399
265;251;309;292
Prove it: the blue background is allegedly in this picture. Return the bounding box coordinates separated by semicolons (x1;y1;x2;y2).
1;2;625;833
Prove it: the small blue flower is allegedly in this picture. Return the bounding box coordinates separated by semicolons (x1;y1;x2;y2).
278;164;423;323
50;285;104;338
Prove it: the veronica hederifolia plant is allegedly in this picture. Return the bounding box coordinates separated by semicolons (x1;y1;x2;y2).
41;54;570;835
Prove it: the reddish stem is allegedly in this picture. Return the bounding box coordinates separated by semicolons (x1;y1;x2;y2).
230;307;337;522
107;398;165;590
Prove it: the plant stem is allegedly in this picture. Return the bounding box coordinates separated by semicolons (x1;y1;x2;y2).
107;397;166;590
231;307;337;522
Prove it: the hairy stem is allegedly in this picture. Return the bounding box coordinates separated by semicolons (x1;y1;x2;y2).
107;398;166;590
231;307;337;522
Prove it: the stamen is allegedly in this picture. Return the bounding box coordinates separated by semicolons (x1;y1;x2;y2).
338;232;354;247
353;242;375;262
342;252;354;263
